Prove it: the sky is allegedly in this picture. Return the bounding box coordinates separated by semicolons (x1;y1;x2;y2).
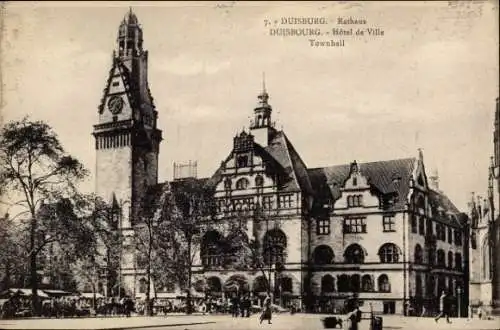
1;1;499;212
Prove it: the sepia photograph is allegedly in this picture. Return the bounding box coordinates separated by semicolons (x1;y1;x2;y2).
0;1;498;329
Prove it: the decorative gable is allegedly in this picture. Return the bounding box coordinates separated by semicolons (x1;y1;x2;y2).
344;161;370;190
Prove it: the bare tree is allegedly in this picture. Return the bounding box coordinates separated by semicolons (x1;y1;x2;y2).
0;117;89;315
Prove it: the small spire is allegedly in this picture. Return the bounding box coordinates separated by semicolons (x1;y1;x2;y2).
262;72;266;94
257;73;269;105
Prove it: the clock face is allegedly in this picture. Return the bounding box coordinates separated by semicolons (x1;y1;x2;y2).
108;96;124;115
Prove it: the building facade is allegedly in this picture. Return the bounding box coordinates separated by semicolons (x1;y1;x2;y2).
93;11;469;314
469;97;500;315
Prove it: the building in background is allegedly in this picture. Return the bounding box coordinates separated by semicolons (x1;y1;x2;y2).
469;97;500;316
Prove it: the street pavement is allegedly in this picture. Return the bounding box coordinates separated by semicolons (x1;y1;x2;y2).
0;313;498;330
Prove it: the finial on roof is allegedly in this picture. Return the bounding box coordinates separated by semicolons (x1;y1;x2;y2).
418;148;424;162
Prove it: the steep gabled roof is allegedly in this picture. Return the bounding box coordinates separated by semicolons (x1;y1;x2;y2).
308;158;416;208
263;131;314;194
428;189;466;227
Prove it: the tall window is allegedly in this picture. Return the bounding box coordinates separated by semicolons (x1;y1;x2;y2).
447;227;453;244
321;275;335;293
414;244;423;264
415;274;423;296
411;215;417;233
378;274;390;292
418;216;425;235
350;274;361;292
139;278;147;294
344;244;365;264
426;218;433;236
237;155;248;168
454;230;462;246
313;245;334;265
455;253;462;271
264;229;287;265
343;217;367;234
262;196;273;209
347;195;363;207
236;178;249;190
317;218;330;235
447;251;453;269
437;249;445;267
201;231;223;268
337;275;350;292
383;216;396;232
428;249;436;266
379;243;400;263
278;194;293;209
362;275;373;292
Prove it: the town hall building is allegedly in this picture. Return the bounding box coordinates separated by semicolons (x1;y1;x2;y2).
93;10;469;315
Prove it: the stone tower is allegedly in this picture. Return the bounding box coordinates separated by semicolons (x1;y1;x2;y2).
92;9;162;296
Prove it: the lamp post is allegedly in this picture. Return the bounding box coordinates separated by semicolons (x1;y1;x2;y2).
457;286;462;318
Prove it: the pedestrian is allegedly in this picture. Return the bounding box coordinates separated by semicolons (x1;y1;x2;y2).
259;294;272;325
434;291;451;323
347;304;362;330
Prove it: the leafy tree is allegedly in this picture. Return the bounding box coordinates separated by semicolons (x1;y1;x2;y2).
0;117;89;315
137;178;216;315
0;213;25;290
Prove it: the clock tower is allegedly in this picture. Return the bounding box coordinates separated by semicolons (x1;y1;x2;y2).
93;9;162;295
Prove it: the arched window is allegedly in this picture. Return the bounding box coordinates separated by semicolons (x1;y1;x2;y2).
378;243;400;263
263;229;287;266
313;245;335;265
206;277;222;293
437;249;445;267
321;275;335;293
455;253;462;271
447;251;453;269
414;244;423;264
350;274;361;292
378;274;390;292
236;178;249;190
337;274;350;292
139;278;147;294
415;274;423;296
361;275;373;292
347;196;353;207
344;244;365;264
201;230;223;268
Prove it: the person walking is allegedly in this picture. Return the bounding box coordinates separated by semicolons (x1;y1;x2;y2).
435;291;451;323
259;294;272;325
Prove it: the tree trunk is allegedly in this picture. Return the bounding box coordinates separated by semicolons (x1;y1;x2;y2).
186;235;192;315
30;217;40;316
145;230;152;316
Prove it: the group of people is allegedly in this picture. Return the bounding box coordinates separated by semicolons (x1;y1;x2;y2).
229;295;252;317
